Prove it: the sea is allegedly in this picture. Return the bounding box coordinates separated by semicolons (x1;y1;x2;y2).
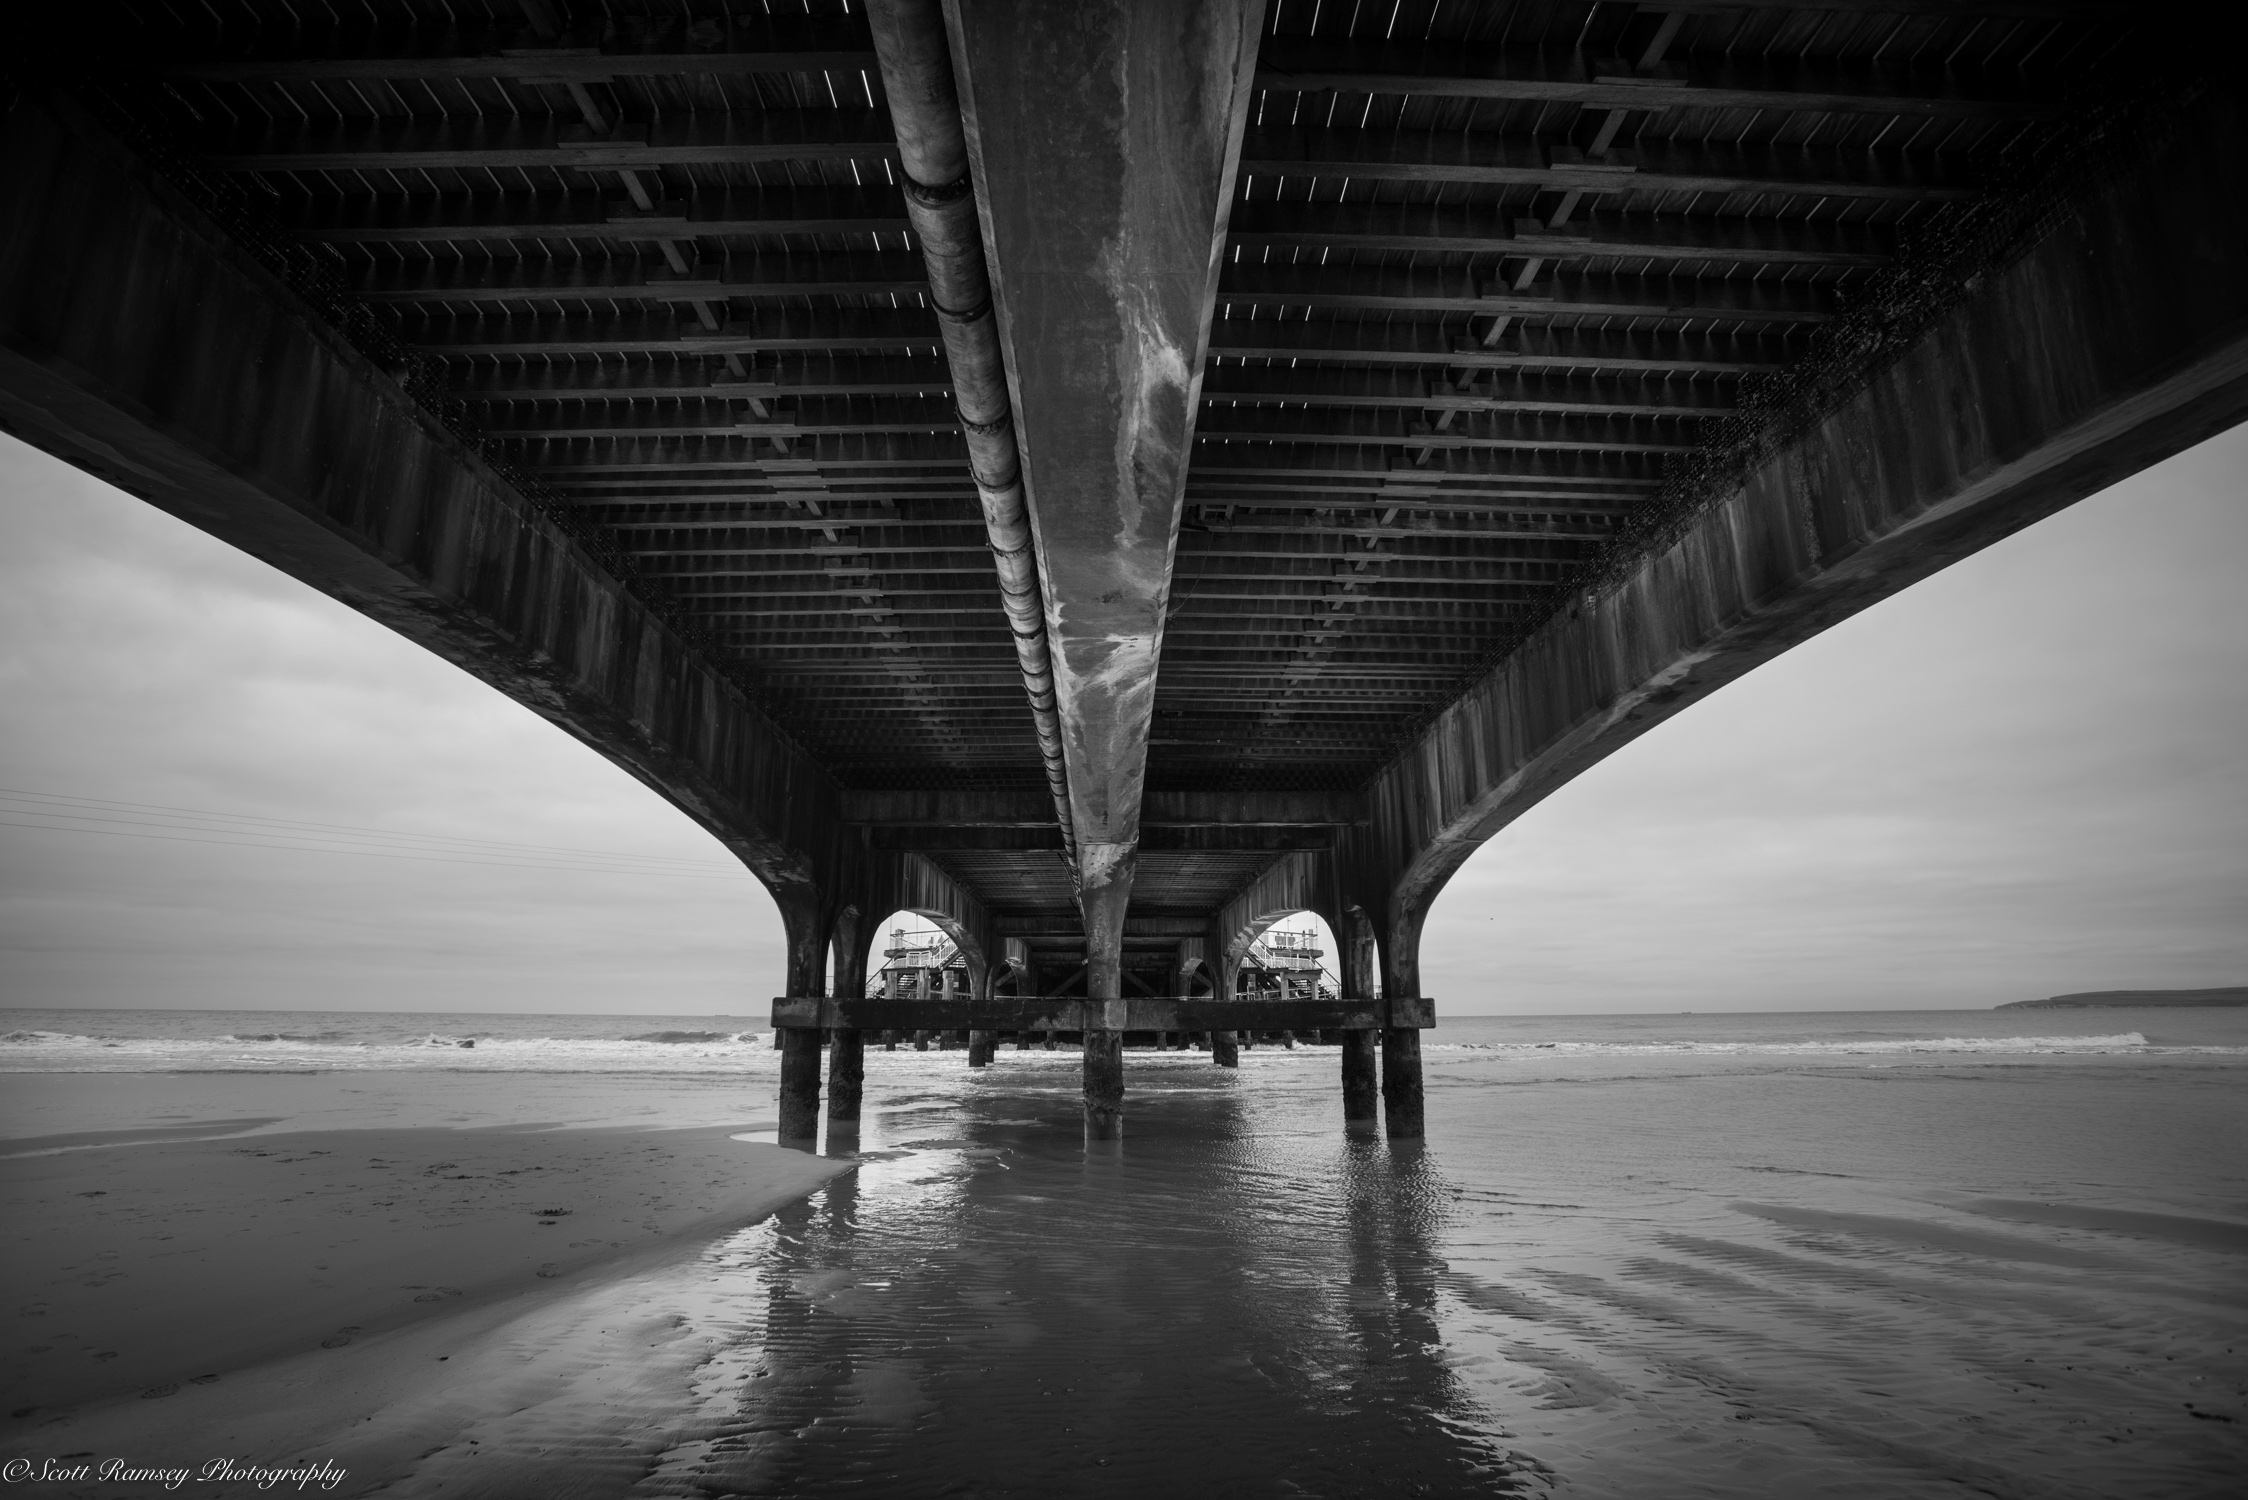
5;1005;2245;1498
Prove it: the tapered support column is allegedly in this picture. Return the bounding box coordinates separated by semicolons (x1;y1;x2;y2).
968;1030;995;1066
778;1028;823;1141
1081;853;1133;1138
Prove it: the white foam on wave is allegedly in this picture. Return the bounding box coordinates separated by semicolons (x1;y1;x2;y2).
1436;1032;2179;1056
0;1030;785;1073
7;1026;2241;1074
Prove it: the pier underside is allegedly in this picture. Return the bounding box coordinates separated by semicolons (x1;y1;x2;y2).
4;2;2242;1138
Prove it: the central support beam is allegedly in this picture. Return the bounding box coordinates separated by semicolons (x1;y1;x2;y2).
946;0;1265;1135
774;996;1435;1032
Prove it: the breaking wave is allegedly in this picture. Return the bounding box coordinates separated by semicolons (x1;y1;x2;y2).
1441;1032;2167;1056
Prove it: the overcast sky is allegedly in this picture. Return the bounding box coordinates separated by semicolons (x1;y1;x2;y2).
2;427;2242;1016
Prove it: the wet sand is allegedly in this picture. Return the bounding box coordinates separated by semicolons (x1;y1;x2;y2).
1;1079;847;1492
4;1026;2245;1498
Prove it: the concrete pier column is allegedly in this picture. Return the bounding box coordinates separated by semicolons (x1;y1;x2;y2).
967;956;996;1066
1381;1029;1425;1139
778;1028;823;1141
1341;1032;1379;1122
1083;1030;1124;1136
913;1030;930;1051
827;1030;865;1123
775;898;828;1140
1340;905;1380;1123
828;906;867;1124
1381;908;1428;1139
1080;854;1133;1139
1212;1030;1240;1068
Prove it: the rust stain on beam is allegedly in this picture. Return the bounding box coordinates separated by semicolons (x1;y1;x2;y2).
949;0;1265;901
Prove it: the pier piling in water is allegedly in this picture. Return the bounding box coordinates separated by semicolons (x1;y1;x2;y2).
828;1028;865;1124
1084;1030;1124;1138
1341;1032;1378;1122
778;1028;822;1140
1382;1027;1425;1139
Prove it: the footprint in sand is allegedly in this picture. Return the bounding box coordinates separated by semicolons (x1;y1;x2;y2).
140;1384;179;1399
536;1264;561;1279
319;1326;362;1349
188;1374;219;1385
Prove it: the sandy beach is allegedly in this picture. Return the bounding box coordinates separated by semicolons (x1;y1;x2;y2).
2;1073;848;1494
5;1012;2243;1499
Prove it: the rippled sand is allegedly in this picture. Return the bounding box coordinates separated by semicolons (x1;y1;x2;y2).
319;1043;2242;1499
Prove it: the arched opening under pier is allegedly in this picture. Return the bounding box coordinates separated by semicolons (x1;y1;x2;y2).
1227;911;1345;1007
859;911;975;1005
835;909;980;1058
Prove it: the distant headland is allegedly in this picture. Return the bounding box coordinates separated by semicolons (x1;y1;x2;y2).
1998;987;2248;1010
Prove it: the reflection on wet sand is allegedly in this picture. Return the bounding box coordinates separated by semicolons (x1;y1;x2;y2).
672;1064;1539;1498
625;1049;2248;1500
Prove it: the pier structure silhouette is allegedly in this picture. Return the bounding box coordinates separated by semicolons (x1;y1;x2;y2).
3;1;2239;1139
